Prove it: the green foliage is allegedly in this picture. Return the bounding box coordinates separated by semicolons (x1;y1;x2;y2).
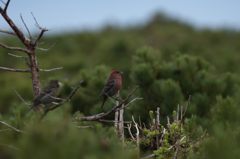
135;108;205;158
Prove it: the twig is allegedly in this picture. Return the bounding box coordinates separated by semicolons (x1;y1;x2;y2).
0;29;16;36
3;0;10;13
132;116;139;147
20;14;32;40
116;97;143;111
36;40;58;51
167;116;170;134
72;111;80;118
126;124;135;141
0;66;30;72
0;129;12;132
181;105;183;119
167;135;186;150
0;121;27;134
31;12;49;43
141;154;157;159
74;85;139;121
8;53;29;59
0;143;20;150
99;119;131;123
175;95;191;159
139;116;143;134
159;128;166;147
0;42;30;54
76;126;93;129
177;105;179;123
0;0;6;5
156;107;160;126
13;88;31;106
38;67;63;72
42;92;66;101
186;130;206;152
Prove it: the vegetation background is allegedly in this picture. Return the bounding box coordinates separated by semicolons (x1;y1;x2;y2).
1;10;240;159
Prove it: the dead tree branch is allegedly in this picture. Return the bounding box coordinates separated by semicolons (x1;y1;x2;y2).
0;121;27;134
117;97;143;111
8;53;29;59
36;40;58;51
0;143;20;150
76;126;93;129
3;0;10;13
0;29;16;36
31;12;49;44
20;14;32;40
174;95;191;159
0;42;30;53
0;66;30;72
38;67;63;72
14;88;31;106
73;85;139;121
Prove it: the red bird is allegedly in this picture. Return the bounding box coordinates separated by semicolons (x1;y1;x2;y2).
99;70;123;110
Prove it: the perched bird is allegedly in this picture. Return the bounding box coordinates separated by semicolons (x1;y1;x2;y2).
25;79;62;115
99;70;123;110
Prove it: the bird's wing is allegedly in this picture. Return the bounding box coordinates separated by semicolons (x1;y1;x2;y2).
35;86;53;99
99;79;115;97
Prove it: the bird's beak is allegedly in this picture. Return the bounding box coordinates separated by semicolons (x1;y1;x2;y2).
119;72;123;75
58;82;64;87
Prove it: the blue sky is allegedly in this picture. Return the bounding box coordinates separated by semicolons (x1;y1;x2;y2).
0;0;240;35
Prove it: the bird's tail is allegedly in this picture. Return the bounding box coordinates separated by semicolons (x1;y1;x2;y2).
101;96;107;110
25;100;38;115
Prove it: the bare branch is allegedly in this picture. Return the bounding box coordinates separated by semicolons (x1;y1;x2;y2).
167;135;186;151
0;129;12;132
20;14;32;40
116;97;143;111
0;0;6;5
3;0;10;13
141;154;157;159
0;42;30;54
132;116;139;147
0;29;16;36
38;67;63;72
0;66;30;72
36;40;58;51
126;124;135;141
43;81;83;117
76;126;93;129
99;119;131;123
31;12;49;43
0;121;27;134
156;107;160;126
174;95;191;159
74;85;139;121
41;92;66;101
8;53;29;59
14;88;31;106
0;6;29;47
72;111;80;118
0;143;20;150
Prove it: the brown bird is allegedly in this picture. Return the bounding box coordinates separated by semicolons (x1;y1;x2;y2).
99;70;123;110
25;79;63;115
